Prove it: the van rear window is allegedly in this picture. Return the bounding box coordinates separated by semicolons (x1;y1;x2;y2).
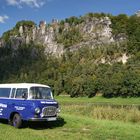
0;88;11;98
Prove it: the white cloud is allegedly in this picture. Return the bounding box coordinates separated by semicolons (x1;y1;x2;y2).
6;0;46;8
0;15;9;23
6;0;19;6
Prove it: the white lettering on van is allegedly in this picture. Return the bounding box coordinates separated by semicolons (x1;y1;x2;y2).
41;101;57;104
0;103;7;108
15;106;25;111
0;108;3;115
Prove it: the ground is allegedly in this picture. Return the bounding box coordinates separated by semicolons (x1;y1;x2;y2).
0;96;140;140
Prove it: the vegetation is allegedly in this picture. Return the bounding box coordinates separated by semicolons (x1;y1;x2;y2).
57;27;83;48
0;13;140;140
56;96;140;105
15;20;35;29
110;14;129;35
2;20;36;42
62;104;140;124
0;13;140;98
0;114;140;140
0;97;140;140
0;43;140;98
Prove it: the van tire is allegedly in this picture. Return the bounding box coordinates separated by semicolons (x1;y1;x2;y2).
12;113;22;128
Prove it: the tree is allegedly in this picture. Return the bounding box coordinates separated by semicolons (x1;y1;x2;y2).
110;14;128;35
126;16;140;53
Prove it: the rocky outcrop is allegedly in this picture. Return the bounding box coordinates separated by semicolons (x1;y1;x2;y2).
81;16;114;43
0;16;125;56
136;10;140;17
100;53;129;64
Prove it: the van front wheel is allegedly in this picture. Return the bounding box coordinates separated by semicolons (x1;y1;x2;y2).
12;113;22;128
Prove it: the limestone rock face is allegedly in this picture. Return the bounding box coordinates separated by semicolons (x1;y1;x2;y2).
0;38;4;48
136;10;140;17
117;53;129;64
82;16;114;43
0;16;125;56
19;26;23;36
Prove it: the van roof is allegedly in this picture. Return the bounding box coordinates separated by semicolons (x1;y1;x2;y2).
0;83;50;88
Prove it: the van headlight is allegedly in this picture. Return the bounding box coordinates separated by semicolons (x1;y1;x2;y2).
56;108;61;113
35;107;41;114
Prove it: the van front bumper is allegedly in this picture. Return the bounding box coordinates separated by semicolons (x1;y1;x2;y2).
29;117;57;121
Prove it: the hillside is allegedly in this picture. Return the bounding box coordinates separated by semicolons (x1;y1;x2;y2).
0;12;140;98
0;13;126;55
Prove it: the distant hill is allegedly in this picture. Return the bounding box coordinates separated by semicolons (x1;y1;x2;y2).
0;12;140;98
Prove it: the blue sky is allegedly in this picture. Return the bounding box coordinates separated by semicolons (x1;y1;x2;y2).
0;0;140;36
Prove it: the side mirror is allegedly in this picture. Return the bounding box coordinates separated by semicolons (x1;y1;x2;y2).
22;92;28;99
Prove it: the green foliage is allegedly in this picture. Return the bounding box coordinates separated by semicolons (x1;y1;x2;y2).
57;27;83;48
85;12;107;19
83;76;98;97
1;13;140;98
126;16;140;53
2;30;14;42
0;42;140;98
56;96;140;105
15;20;35;29
65;16;84;26
110;14;129;35
2;20;35;42
0;44;44;83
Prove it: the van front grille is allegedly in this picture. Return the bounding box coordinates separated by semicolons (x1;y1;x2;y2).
42;106;57;117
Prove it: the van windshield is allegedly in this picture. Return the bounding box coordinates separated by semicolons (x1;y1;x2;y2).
29;87;53;100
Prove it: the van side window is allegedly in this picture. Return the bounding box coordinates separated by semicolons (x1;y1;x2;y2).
0;88;11;98
11;88;16;98
15;88;28;99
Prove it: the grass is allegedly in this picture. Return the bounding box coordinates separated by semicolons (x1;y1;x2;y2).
56;95;140;106
0;114;140;140
0;96;140;140
62;104;140;123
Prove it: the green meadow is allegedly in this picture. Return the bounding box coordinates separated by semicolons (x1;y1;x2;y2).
0;96;140;140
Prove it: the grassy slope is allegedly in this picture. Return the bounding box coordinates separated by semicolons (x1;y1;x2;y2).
0;96;140;140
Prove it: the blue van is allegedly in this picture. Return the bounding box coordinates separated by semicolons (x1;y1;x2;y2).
0;83;60;128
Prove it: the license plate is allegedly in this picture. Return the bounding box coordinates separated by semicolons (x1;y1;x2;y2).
47;117;57;121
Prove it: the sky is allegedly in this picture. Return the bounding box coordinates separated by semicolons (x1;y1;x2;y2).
0;0;140;36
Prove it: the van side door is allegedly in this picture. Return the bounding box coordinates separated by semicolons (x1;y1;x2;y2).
7;88;16;118
13;88;28;120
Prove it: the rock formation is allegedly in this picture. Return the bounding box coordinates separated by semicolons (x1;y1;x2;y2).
0;16;125;56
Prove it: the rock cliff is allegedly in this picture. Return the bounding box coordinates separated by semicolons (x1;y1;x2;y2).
0;14;125;56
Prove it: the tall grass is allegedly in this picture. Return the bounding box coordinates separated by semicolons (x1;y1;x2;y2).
62;104;140;123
